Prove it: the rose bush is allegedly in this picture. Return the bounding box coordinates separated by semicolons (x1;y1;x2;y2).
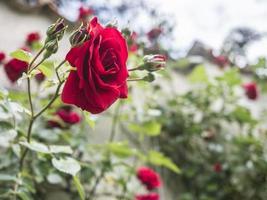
0;15;172;200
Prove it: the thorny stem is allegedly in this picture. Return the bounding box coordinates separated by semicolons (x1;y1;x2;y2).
87;102;122;200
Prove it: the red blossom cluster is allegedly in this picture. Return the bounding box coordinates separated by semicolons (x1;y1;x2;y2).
48;106;82;128
136;166;162;200
243;82;258;100
78;6;94;22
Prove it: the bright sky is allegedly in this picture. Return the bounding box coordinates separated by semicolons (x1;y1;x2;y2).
155;0;267;61
62;0;267;61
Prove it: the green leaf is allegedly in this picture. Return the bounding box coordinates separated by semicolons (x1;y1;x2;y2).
0;129;17;147
52;157;81;176
0;174;17;181
148;151;181;174
128;121;161;137
49;145;73;154
83;112;97;129
188;65;209;83
230;106;257;125
17;192;31;200
38;62;54;78
20;141;73;154
107;142;134;158
73;176;85;200
217;68;241;86
10;49;32;62
20;141;50;154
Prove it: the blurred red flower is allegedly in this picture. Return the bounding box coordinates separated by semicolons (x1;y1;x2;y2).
35;72;46;83
213;163;222;173
129;32;139;52
4;59;28;83
213;55;229;68
78;6;94;21
26;32;41;45
147;28;162;41
135;193;159;200
48;106;81;128
243;82;258;100
137;167;161;190
0;51;6;63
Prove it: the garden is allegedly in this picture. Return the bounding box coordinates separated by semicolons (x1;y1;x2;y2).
0;0;267;200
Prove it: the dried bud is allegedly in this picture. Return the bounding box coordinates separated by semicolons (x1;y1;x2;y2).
143;73;155;82
46;18;67;41
142;54;166;72
69;27;88;47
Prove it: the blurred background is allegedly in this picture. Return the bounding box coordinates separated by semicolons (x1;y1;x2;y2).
1;0;267;200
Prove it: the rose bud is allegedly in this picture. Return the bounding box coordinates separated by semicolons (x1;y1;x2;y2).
46;18;66;41
26;32;41;45
61;17;128;114
243;82;258;100
143;73;155;82
35;72;46;83
0;51;6;64
147;27;162;41
69;27;88;47
78;6;94;21
43;39;59;59
4;59;28;83
137;167;161;191
135;193;159;200
213;163;222;173
142;54;166;72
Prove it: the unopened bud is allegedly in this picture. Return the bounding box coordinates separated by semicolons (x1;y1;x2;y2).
46;18;67;41
143;54;166;72
69;28;88;47
43;39;58;59
143;73;155;82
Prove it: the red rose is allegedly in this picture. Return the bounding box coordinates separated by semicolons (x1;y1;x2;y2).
35;72;46;83
78;6;94;21
137;167;161;190
135;193;159;200
62;17;128;114
243;82;258;100
147;28;162;41
0;51;6;63
26;32;41;45
48;106;81;128
213;163;222;173
4;59;28;83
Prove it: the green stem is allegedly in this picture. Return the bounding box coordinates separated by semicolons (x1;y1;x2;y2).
28;57;46;74
127;77;144;82
87;102;122;200
127;66;142;71
109;101;122;141
15;60;66;199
